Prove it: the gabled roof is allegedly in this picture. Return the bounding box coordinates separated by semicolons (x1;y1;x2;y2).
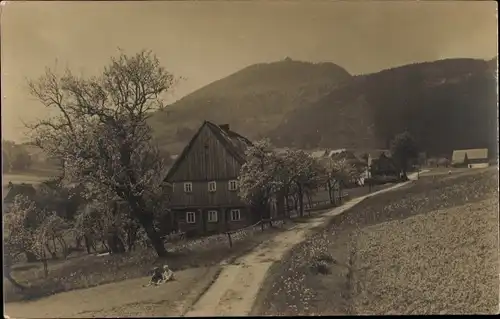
452;148;488;163
310;149;329;158
164;121;253;181
327;149;347;158
3;183;37;203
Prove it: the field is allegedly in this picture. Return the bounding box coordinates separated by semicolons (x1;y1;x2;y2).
3;222;290;302
3;167;60;187
253;167;499;315
3;173;52;186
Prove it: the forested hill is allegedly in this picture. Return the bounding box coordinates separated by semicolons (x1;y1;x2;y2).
271;58;498;157
147;59;352;153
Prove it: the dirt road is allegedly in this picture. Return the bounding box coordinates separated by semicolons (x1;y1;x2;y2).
184;172;425;317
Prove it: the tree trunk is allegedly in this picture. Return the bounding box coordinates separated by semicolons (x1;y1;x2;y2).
126;225;139;252
339;181;343;205
298;184;304;217
57;237;69;258
84;235;92;254
101;240;109;253
137;214;168;257
402;169;408;180
128;195;168;257
52;236;58;255
306;192;313;208
107;232;126;254
41;249;48;278
75;235;82;249
327;180;334;204
45;243;57;260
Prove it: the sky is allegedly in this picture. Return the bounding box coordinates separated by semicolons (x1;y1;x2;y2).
1;0;497;142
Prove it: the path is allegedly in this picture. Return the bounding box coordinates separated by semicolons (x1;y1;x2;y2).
184;171;427;317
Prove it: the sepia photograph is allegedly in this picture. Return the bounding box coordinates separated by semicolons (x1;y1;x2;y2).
1;0;498;317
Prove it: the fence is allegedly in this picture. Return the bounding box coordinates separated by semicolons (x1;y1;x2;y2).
156;193;353;253
164;218;279;253
301;192;350;212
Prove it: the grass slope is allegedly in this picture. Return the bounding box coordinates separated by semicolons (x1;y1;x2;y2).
3;225;289;303
254;168;499;315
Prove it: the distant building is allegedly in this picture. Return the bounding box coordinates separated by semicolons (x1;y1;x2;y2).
327;149;347;158
370;152;398;176
3;182;37;213
164;121;283;237
451;148;489;168
310;149;329;159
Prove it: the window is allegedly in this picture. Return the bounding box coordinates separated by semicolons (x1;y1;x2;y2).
184;182;193;193
207;210;218;223
186;212;196;224
228;180;238;191
208;181;216;192
230;209;241;221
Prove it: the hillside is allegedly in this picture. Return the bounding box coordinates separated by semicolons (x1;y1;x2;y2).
272;58;498;156
148;59;352;153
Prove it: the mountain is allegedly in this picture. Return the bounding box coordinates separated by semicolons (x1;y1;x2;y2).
148;59;352;153
271;58;498;157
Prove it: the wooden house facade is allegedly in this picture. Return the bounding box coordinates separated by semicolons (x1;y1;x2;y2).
164;121;259;237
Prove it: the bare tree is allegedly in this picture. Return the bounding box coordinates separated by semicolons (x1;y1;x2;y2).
26;50;179;257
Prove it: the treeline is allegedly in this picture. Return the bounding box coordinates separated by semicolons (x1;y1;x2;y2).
238;139;365;219
2;140;33;172
2;140;62;173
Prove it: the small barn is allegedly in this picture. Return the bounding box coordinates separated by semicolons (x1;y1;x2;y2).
451;148;489;168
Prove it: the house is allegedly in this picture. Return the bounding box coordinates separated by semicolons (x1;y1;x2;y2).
327;149;347;158
164;121;259;237
451;148;489;168
328;150;365;186
3;182;37;213
310;149;329;159
370;152;399;176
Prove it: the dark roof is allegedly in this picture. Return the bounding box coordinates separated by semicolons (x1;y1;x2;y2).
164;121;253;181
3;183;37;203
206;122;253;162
